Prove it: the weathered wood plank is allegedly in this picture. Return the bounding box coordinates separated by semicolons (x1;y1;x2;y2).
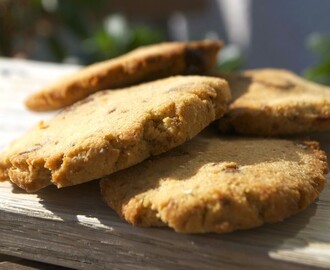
0;58;330;270
0;179;329;270
0;178;329;270
0;258;69;270
0;254;20;263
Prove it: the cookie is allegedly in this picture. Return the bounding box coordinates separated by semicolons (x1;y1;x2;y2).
0;76;230;192
100;129;328;233
25;40;223;111
216;69;330;135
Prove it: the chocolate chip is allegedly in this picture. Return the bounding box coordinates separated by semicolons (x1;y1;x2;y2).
108;108;117;114
185;48;206;74
219;197;231;207
19;144;42;155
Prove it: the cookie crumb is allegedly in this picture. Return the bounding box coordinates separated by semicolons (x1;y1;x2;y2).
224;162;239;172
296;143;308;150
38;120;49;129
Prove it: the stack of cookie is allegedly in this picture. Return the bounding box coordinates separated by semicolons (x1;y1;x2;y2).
0;40;329;234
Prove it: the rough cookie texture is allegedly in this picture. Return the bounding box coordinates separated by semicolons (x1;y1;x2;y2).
25;40;223;111
0;76;230;192
100;130;328;233
215;69;330;135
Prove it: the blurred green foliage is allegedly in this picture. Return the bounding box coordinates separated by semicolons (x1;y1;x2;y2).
217;45;244;72
0;0;165;64
1;0;238;70
87;14;165;62
304;33;330;85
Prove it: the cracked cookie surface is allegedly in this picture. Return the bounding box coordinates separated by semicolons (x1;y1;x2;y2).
0;76;230;192
25;40;223;111
215;69;330;135
100;129;328;233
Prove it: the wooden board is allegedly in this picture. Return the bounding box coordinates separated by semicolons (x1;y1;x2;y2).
0;58;330;270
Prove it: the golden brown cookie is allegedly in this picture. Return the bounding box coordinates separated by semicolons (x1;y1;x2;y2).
100;130;328;233
25;40;223;111
216;69;330;135
0;76;230;192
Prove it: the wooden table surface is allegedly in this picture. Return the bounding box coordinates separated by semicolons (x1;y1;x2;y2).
0;58;330;270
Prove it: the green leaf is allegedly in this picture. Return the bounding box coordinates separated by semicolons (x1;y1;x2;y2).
217;45;244;72
218;57;244;72
303;58;330;85
130;25;165;49
307;33;330;58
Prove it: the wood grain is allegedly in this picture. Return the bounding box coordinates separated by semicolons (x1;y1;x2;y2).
0;58;330;270
0;178;329;270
